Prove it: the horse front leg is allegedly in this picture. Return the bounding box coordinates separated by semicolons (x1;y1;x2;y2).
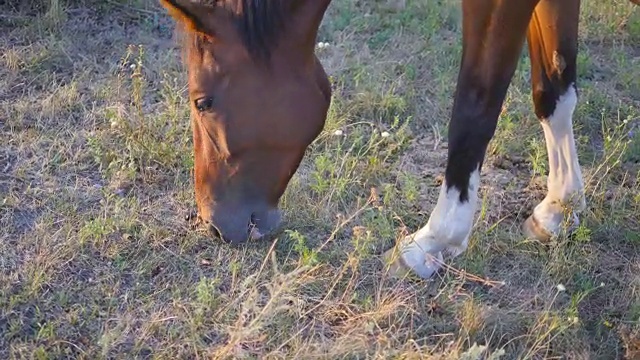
384;0;540;279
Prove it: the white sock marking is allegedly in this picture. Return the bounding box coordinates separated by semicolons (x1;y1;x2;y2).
398;168;480;278
533;85;586;235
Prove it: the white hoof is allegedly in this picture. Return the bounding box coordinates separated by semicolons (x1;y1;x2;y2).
383;236;444;279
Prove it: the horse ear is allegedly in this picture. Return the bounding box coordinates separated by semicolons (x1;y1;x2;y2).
159;0;217;36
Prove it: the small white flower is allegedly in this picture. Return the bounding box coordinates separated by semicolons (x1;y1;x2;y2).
129;64;136;70
557;284;566;292
381;131;390;138
110;120;119;129
600;282;605;287
333;129;344;136
316;42;330;50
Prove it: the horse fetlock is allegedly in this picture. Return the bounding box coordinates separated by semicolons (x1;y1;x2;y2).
443;237;470;258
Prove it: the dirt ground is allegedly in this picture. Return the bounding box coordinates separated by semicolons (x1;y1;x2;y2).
1;0;640;359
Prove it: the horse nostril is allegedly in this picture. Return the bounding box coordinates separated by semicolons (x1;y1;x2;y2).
248;213;259;233
248;213;263;240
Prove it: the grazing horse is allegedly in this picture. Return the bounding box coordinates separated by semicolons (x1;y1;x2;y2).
159;0;639;279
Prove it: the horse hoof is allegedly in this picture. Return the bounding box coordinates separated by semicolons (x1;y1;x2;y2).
382;246;443;279
522;214;553;242
382;247;413;278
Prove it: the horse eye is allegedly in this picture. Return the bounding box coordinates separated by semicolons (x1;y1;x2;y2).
195;97;214;112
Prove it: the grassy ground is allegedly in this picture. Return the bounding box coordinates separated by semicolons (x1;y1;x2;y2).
1;0;639;358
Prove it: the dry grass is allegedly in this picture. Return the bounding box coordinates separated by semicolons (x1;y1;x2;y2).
1;0;640;359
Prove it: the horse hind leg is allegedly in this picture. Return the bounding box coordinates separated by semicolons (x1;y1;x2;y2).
523;0;586;241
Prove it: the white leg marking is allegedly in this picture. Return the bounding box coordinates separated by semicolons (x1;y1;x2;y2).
396;168;480;278
529;85;586;238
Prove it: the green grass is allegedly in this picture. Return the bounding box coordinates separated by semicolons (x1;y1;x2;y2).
1;0;640;359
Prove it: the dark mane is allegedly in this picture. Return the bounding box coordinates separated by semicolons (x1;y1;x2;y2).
184;0;287;61
230;0;286;59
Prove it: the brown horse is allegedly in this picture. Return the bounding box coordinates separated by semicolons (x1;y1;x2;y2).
159;0;638;279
